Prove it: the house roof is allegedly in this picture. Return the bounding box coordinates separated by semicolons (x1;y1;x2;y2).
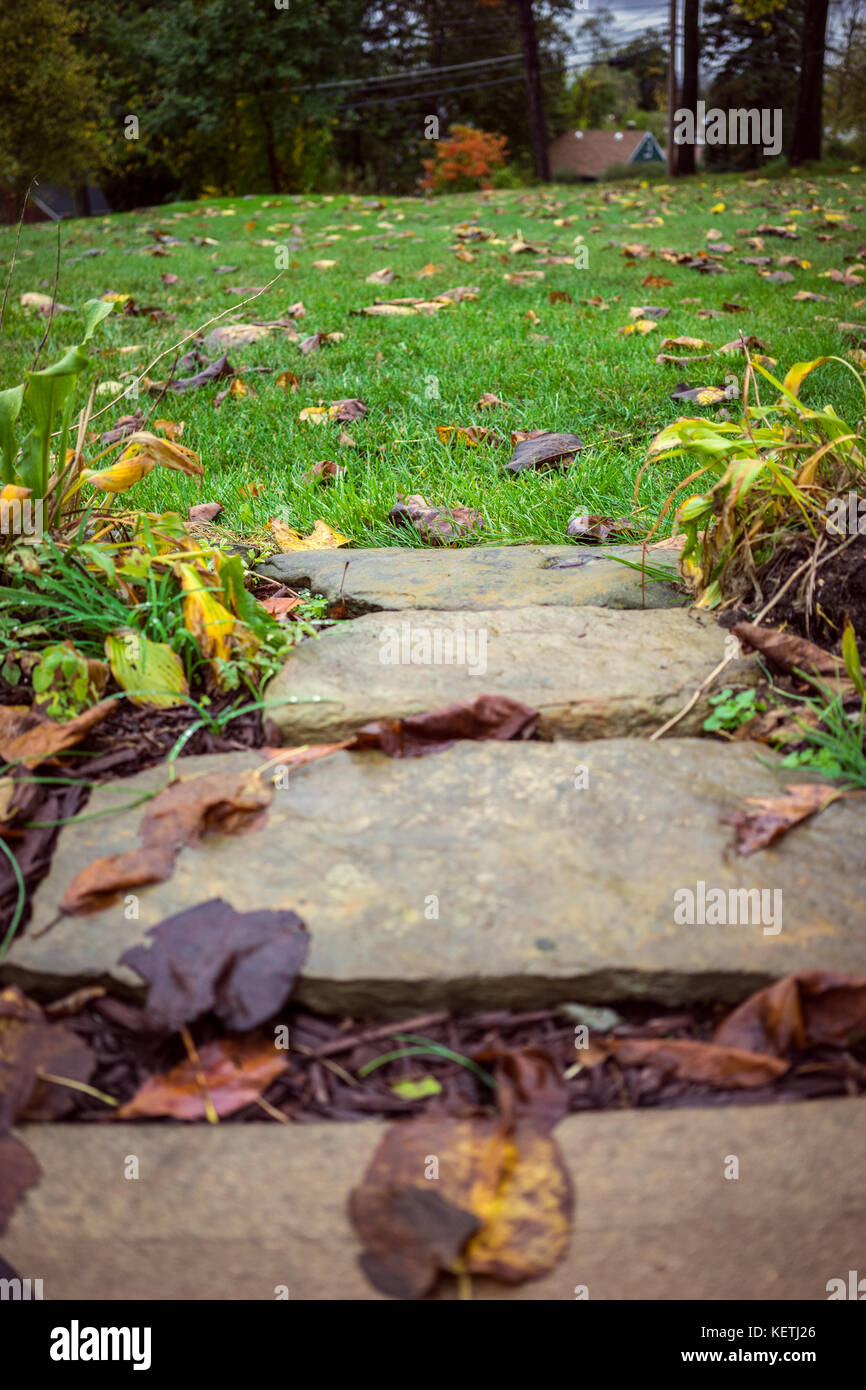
549;129;661;179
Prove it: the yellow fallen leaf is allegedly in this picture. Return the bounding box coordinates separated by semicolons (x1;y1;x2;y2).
619;319;657;336
268;519;349;551
661;336;714;351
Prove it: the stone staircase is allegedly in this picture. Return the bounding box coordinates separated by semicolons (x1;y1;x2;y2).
4;546;866;1300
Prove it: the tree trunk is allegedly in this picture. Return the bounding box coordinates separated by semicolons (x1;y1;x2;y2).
514;0;550;182
678;0;699;176
667;0;678;176
257;99;283;192
790;0;830;166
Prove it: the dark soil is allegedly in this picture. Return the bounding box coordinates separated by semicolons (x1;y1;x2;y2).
719;532;866;648
56;996;866;1124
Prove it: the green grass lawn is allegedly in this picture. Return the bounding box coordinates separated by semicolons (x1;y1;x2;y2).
2;168;865;549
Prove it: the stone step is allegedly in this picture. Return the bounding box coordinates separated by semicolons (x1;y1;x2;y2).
265;606;756;743
5;1098;863;1299
257;544;681;614
5;742;864;1013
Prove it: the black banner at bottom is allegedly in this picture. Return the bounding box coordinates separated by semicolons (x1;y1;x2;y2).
1;1298;860;1375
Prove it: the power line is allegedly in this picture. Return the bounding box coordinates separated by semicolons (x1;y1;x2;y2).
293;52;526;93
335;55;616;113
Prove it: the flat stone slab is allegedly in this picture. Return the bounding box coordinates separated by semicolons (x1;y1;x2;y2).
5;1098;864;1299
266;606;757;742
5;742;865;1012
257;545;681;613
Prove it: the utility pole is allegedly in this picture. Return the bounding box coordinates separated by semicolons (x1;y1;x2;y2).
514;0;550;182
678;0;699;176
667;0;678;177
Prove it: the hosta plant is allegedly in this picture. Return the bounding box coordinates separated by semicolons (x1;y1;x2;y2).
638;356;866;611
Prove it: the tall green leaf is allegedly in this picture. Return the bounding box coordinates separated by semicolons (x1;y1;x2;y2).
0;385;25;485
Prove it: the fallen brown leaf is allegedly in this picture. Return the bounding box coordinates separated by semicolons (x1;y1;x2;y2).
61;767;273;913
0;701;115;770
119;898;309;1031
732;623;846;683
353;694;538;757
721;782;840;855
435;425;501;447
566;514;644;543
259;595;303;618
188;501;223;524
0;986;94;1126
117;1035;289;1119
301;460;346;485
714;971;866;1056
350;1111;572;1298
507;431;584;475
608;1038;787;1087
388;493;484;546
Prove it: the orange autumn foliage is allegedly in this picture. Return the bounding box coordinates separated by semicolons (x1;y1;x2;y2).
421;124;509;192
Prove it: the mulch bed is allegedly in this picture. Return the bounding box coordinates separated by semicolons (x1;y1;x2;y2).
0;689;268;935
56;997;866;1124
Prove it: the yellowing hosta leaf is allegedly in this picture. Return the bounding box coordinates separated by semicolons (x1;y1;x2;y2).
842;621;866;697
269;518;349;551
782;358;831;398
677;493;714;523
176;564;235;661
81;458;154;492
720;458;768;504
0;484;32;504
105;631;189;708
118;431;203;479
